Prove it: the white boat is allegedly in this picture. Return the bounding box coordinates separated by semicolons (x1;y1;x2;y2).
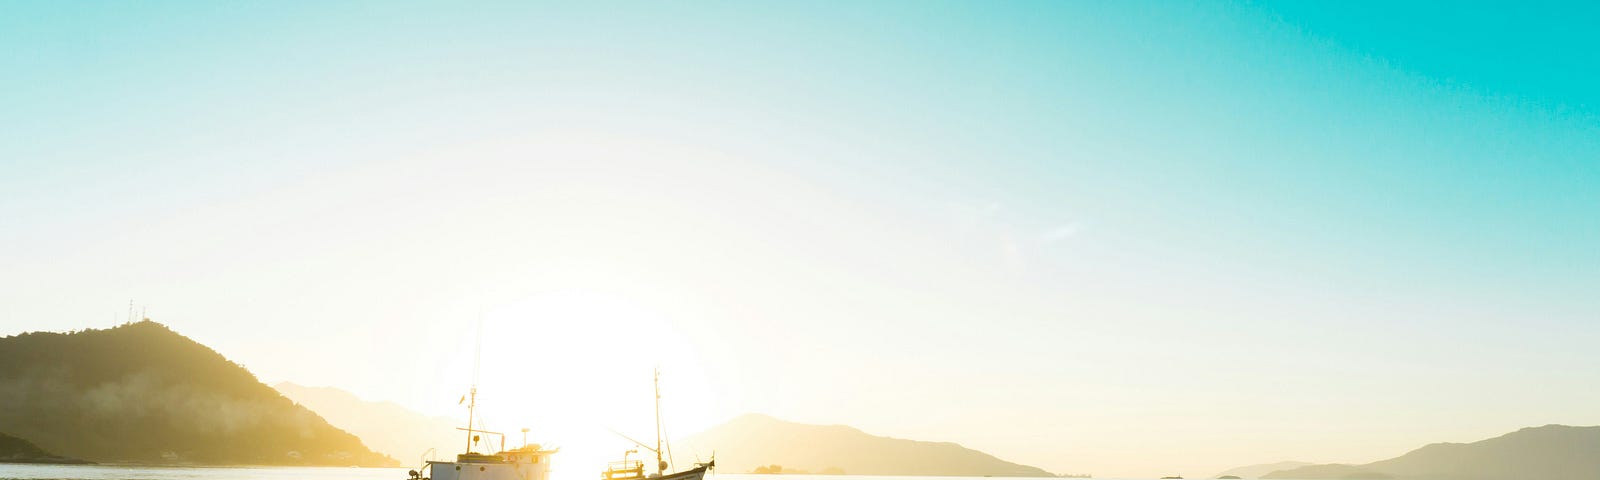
602;369;713;480
408;387;559;480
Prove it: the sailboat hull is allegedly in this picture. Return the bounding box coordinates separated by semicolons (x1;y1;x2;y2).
654;466;709;480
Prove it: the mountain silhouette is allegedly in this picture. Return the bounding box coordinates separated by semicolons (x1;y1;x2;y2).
1215;461;1313;479
1264;463;1390;479
0;321;395;466
274;382;460;462
1264;425;1600;480
675;413;1056;477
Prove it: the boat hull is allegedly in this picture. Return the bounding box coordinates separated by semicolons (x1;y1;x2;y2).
655;466;709;480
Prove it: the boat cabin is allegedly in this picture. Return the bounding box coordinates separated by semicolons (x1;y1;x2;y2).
420;445;559;480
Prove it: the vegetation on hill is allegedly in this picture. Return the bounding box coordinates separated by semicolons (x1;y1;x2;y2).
675;413;1057;477
1264;425;1600;480
0;431;91;464
0;321;396;466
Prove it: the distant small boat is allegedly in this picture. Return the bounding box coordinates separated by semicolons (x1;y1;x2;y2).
603;369;714;480
1160;476;1183;479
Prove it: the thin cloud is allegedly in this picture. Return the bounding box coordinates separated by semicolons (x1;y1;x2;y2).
1041;223;1082;243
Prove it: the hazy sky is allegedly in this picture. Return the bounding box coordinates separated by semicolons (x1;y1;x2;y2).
3;1;1598;478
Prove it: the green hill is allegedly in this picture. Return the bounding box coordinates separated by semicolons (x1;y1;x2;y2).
1264;425;1600;480
674;413;1056;477
0;320;395;466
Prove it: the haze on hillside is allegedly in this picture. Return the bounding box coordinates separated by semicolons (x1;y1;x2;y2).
3;1;1600;478
273;382;460;464
1261;425;1600;480
0;322;393;466
1213;462;1312;479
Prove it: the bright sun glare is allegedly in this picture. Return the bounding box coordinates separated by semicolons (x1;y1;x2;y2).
427;290;724;480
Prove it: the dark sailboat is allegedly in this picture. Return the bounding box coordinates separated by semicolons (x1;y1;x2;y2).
603;369;713;480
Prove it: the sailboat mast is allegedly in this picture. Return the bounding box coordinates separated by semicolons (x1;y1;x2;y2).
654;367;663;476
466;314;483;454
465;387;477;453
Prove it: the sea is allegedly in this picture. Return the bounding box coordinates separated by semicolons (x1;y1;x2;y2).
0;466;411;480
0;467;1130;480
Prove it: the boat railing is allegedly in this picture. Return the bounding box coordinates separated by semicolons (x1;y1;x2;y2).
604;460;646;480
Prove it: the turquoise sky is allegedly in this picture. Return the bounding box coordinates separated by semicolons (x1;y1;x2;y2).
3;2;1598;477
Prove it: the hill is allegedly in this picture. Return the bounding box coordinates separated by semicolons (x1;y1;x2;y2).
1264;425;1600;480
1215;461;1313;479
274;382;460;462
0;320;396;466
674;413;1056;477
0;431;91;464
1264;463;1388;479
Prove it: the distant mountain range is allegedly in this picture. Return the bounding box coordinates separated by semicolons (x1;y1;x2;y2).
1215;461;1313;479
674;413;1057;477
0;321;394;466
10;320;1599;480
269;386;1064;477
1261;425;1600;480
1264;463;1391;480
274;382;460;462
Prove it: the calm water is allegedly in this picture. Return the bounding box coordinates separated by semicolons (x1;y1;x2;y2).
0;468;1113;480
0;466;411;480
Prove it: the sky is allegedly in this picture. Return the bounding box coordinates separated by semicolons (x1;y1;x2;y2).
2;1;1599;478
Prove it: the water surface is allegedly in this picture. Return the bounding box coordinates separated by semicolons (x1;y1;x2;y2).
0;467;1130;480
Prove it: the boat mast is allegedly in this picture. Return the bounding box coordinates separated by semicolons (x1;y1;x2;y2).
654;367;663;476
466;314;484;453
465;387;478;453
